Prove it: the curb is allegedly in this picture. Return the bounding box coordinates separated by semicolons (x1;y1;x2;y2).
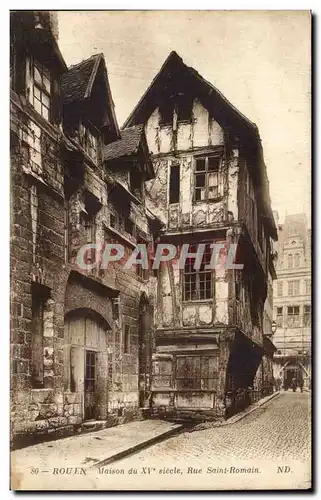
192;392;280;431
223;391;280;426
90;424;184;468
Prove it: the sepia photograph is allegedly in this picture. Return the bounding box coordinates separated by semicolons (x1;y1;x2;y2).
9;9;311;490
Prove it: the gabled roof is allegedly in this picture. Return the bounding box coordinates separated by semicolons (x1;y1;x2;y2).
123;51;257;134
61;53;120;138
61;53;101;105
123;51;277;240
104;125;154;180
104;125;144;161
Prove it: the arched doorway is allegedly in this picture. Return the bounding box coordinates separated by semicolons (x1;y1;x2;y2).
64;308;111;421
138;294;151;408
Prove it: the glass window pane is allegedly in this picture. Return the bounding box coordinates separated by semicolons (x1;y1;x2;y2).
208;187;218;199
196;159;206;171
42;92;50;108
208;172;218;187
42;65;51;80
34;65;42;85
208;157;220;171
43;75;51;93
34;98;42;114
34;86;41;100
196;174;205;187
42;106;49;121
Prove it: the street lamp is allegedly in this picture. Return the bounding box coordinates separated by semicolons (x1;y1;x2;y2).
271;320;277;335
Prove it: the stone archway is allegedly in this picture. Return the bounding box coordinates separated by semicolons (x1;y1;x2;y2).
64;308;111;421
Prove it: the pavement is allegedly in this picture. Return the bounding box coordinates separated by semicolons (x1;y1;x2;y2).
11;392;311;490
11;419;183;490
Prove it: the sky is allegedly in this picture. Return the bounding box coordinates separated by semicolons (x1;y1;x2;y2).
57;10;311;225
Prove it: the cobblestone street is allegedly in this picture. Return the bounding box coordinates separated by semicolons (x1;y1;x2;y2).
113;391;311;490
120;392;311;465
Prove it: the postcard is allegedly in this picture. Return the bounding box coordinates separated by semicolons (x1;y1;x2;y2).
10;9;311;490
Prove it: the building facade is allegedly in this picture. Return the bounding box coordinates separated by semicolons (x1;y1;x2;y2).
124;51;278;420
272;213;311;390
10;11;159;447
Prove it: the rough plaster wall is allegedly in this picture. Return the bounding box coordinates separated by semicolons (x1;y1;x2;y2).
159;125;172;153
209;117;224;146
145;108;160;154
193;98;210;148
180;157;192;224
160;264;174;327
227;149;239;221
215;266;229;324
177;123;192;150
145;159;168;223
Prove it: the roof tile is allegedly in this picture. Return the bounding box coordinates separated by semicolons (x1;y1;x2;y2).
104;125;144;161
61;54;101;105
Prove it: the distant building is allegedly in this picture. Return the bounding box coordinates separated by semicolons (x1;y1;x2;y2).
272;213;311;390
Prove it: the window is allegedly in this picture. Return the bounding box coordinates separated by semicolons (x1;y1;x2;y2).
303;305;311;327
124;325;130;354
84;128;98;163
277;281;283;297
288;254;293;269
288;280;300;297
125;218;135;236
81;212;96;265
305;279;311;295
176;355;218;390
159;98;174;125
287;306;300;327
85;351;96;392
135;239;148;280
183;244;213;301
169;164;180;204
112;297;120;320
194;155;222;202
130;170;143;200
31;284;50;388
175;94;193;122
276;306;283;327
110;213;117;229
109;209;134;238
32;61;51;121
294;253;300;267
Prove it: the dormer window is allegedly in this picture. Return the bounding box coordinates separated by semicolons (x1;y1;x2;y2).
80;123;99;164
130;169;143;200
84;128;98;163
32;61;51;121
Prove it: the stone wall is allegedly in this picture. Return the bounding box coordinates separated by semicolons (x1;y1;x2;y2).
10;91;155;447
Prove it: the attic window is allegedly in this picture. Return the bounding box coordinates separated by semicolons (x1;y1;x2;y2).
159;98;174;126
32;61;51;121
82;125;98;164
130;169;143;200
176;94;193;122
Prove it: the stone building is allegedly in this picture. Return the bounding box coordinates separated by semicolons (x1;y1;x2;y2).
124;51;278;419
272;213;311;390
10;11;159;447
